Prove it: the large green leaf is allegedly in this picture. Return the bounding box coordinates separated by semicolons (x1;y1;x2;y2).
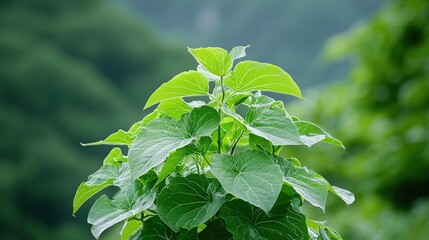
276;155;354;210
292;117;344;148
73;181;113;215
220;198;308;240
277;157;329;211
245;104;302;146
144;70;209;109
211;150;283;212
223;95;302;146
128;106;220;180
82;129;133;146
139;216;198;240
88;181;156;239
224;60;302;98
188;47;232;77
157;174;226;231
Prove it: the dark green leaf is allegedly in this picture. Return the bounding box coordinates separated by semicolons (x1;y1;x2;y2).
198;219;232;240
224;60;302;98
144;70;209;109
88;181;156;239
220;198;308;240
211;150;283;212
188;47;232;76
129;106;220;180
139;216;198;240
157;174;226;231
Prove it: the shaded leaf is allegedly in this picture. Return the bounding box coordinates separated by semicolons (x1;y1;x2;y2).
157;174;226;231
139;216;198;240
198;219;232;240
88;181;156;239
220;198;308;240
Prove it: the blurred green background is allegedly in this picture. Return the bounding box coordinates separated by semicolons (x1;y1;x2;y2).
0;0;428;239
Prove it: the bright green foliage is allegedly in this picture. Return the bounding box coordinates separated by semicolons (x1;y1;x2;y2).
144;71;209;109
288;0;429;238
224;60;302;98
75;46;353;239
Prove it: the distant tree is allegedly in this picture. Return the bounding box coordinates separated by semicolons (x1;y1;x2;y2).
290;0;429;238
0;0;192;239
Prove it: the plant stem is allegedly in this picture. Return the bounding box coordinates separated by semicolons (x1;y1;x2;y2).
217;76;225;154
220;76;225;103
230;131;244;155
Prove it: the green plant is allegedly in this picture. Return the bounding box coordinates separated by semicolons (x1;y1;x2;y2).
73;46;354;239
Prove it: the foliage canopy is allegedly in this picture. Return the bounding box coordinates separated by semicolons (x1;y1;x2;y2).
74;46;354;239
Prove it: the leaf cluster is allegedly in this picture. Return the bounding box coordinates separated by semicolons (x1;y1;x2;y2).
74;46;354;239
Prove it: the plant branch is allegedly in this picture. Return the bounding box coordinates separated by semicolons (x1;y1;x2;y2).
230;131;244;155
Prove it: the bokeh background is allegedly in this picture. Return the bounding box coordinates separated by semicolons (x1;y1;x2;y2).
1;0;428;239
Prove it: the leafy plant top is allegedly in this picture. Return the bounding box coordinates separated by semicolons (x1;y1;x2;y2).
74;45;354;240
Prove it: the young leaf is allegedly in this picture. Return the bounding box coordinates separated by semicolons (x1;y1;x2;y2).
88;182;156;239
139;216;198;240
293;117;344;148
121;219;142;240
277;157;329;212
103;147;125;167
211;150;283;212
73;181;113;215
155;149;187;186
144;70;209;109
157;174;226;232
157;98;191;119
128;106;220;180
188;47;233;76
230;45;250;61
224;60;302;98
220;198;309;240
82;129;133;146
